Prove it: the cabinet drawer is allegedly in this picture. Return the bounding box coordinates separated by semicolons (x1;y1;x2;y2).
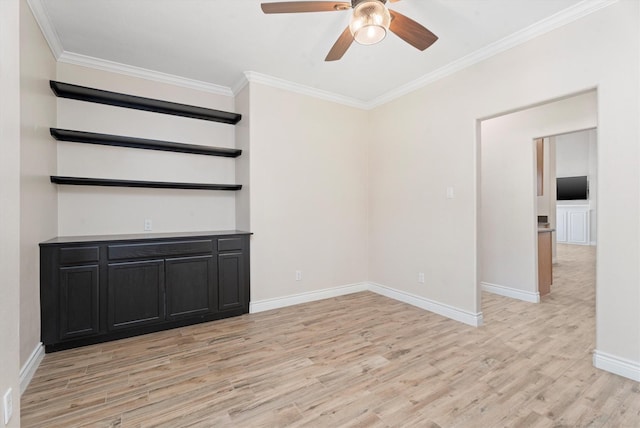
59;246;99;265
108;240;213;260
217;237;243;252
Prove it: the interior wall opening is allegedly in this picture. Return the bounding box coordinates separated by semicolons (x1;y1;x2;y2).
477;90;598;350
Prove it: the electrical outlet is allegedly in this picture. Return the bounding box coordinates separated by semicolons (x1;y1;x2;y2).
295;270;302;281
144;218;152;231
3;388;13;425
418;272;425;284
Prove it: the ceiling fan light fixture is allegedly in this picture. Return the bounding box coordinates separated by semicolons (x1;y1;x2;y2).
349;1;391;46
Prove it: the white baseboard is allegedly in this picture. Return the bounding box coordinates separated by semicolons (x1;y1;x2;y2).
481;281;540;303
367;282;483;327
250;282;483;327
250;282;368;313
20;342;44;395
590;240;597;246
593;350;640;382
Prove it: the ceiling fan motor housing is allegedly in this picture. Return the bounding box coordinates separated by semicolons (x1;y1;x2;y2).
352;0;387;6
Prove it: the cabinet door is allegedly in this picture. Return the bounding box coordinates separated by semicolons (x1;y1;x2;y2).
567;209;589;244
59;265;99;339
218;252;245;312
108;259;164;330
556;209;568;243
166;255;215;319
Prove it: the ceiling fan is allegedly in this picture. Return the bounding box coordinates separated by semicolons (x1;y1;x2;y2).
261;0;438;61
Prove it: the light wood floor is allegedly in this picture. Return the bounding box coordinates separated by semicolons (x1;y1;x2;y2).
22;244;640;427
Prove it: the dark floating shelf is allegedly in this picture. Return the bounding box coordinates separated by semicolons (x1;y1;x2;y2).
51;176;242;191
50;81;242;125
50;128;242;158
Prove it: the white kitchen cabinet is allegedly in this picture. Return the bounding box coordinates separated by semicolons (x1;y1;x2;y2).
556;205;590;245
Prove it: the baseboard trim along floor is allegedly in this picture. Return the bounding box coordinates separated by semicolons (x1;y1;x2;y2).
593;350;640;382
20;342;44;395
251;281;483;327
481;281;540;303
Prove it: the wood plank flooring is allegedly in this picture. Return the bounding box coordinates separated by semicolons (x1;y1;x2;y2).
22;244;640;427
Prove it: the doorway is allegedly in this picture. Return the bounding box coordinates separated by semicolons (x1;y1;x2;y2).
478;90;597;308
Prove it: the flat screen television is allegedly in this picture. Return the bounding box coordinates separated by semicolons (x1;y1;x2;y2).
556;176;588;200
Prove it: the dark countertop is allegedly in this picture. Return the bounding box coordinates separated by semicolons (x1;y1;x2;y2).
40;230;252;245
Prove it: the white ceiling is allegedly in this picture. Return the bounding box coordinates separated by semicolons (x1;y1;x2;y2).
34;0;597;104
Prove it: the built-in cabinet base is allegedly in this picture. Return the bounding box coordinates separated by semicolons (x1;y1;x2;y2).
538;229;553;296
556;205;590;245
40;231;250;352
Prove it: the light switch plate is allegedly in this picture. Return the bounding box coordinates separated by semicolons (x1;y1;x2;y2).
446;187;455;199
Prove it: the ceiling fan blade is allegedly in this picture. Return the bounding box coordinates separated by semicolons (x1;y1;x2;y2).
389;10;438;51
261;2;350;13
325;26;354;61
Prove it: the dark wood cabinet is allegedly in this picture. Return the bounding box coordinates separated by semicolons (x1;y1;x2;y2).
43;82;249;352
108;259;165;330
218;252;245;312
166;255;215;319
40;231;250;352
58;265;99;339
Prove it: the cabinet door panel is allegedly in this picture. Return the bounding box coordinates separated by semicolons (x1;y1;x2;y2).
108;260;164;330
59;265;99;339
567;210;589;244
556;209;568;243
166;255;215;319
556;206;590;245
218;252;245;311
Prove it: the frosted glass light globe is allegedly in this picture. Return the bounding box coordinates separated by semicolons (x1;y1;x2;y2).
349;1;391;45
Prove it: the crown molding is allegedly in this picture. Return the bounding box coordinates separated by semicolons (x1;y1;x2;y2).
241;71;370;110
367;0;618;109
57;51;234;96
27;0;233;97
239;71;368;110
233;71;369;109
231;73;250;95
27;0;63;59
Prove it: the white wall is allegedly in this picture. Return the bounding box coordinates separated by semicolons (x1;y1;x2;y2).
587;129;597;244
235;83;250;232
556;130;591;177
369;1;639;367
20;0;57;371
0;0;23;424
56;63;239;236
246;82;369;304
481;92;597;298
